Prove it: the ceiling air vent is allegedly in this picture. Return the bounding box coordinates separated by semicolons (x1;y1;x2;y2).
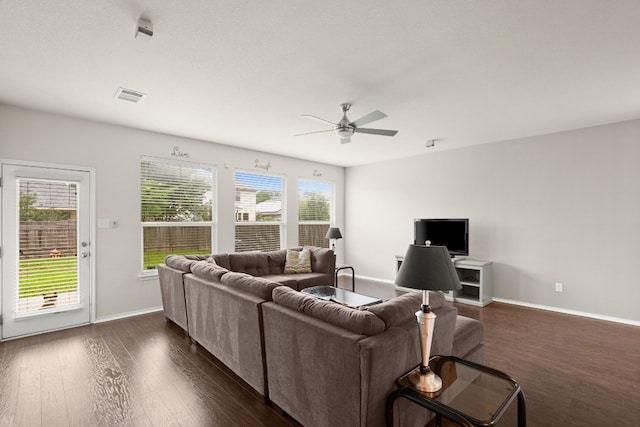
114;87;146;103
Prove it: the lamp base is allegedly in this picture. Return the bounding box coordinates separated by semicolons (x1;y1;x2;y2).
408;366;443;394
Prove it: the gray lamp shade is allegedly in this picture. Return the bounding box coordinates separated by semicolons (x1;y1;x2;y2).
395;244;462;291
325;227;342;240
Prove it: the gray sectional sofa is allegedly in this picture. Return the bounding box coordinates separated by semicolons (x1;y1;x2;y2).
157;247;336;332
157;247;484;427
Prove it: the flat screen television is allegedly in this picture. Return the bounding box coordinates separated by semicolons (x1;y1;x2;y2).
414;218;469;256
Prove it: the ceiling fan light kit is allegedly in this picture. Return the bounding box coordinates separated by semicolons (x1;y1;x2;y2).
297;103;398;144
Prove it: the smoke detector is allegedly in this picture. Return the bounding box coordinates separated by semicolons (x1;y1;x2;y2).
136;18;153;39
114;87;146;103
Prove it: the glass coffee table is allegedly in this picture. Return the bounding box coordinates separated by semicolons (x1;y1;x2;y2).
301;285;381;308
386;355;526;427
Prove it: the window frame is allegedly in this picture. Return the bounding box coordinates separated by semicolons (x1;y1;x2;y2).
297;178;335;248
234;169;286;252
139;156;216;278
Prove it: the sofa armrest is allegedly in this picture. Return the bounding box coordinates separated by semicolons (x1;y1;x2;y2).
157;263;189;331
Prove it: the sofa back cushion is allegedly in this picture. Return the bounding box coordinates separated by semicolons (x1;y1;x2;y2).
220;271;281;300
164;255;197;273
365;292;422;329
229;252;270;276
210;253;231;270
272;286;385;336
190;260;229;281
266;249;287;274
307;247;334;274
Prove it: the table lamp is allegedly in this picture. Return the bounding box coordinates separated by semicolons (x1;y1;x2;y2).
394;244;462;393
325;227;342;252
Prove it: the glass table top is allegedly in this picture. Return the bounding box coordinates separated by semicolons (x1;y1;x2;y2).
301;285;382;308
396;355;521;425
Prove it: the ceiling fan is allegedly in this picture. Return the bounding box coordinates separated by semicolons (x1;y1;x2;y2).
295;103;398;144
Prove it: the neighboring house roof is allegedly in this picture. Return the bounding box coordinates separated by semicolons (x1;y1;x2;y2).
236;184;257;193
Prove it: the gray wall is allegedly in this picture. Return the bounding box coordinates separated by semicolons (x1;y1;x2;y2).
0;104;345;320
345;119;640;323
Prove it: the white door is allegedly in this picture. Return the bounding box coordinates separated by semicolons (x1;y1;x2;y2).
1;163;93;339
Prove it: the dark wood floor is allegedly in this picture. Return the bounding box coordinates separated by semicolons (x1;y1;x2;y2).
0;312;298;426
1;277;639;426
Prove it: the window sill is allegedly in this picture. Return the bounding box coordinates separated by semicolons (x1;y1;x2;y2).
139;271;159;281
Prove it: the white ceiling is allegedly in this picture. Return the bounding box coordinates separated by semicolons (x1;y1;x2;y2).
2;1;640;167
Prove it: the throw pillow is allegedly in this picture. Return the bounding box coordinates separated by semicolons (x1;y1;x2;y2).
284;249;312;274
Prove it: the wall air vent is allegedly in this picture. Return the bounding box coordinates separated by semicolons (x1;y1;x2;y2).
114;87;146;103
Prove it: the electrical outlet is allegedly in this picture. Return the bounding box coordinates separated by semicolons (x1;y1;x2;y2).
555;282;563;293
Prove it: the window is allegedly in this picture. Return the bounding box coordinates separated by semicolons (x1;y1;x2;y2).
298;179;333;248
140;157;215;273
235;171;284;252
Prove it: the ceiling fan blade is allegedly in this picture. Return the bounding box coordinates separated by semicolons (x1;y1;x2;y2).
294;129;334;136
354;127;398;137
340;137;351;144
301;114;336;126
350;110;387;128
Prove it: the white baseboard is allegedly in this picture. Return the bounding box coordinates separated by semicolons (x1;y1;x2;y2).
95;306;163;324
352;274;640;327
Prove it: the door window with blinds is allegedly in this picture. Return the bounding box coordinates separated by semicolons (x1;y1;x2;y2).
234;171;284;252
140;157;215;273
17;179;80;312
298;179;333;248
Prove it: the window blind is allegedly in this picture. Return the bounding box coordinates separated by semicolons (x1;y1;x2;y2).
234;171;284;252
141;157;214;271
298;179;332;248
18;179;79;313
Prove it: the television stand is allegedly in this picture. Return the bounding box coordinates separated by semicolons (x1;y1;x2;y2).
395;256;493;307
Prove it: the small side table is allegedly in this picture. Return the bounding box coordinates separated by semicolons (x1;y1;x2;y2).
386;355;526;427
335;264;355;292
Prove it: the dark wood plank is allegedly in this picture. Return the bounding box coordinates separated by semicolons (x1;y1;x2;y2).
14;339;42;426
39;337;69;426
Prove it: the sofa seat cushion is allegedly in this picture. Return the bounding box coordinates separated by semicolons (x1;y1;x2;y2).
260;274;298;289
452;315;484;359
220;271;281;300
262;272;337;290
272;286;386;335
229;252;270;276
190;260;229;281
290;272;332;290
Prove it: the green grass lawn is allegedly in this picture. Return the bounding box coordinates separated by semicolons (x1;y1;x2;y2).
19;256;77;298
18;250;211;297
143;250;211;270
